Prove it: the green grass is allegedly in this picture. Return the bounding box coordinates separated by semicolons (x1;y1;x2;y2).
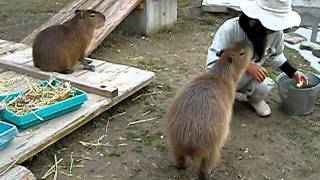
132;145;143;153
108;148;121;157
124;130;140;140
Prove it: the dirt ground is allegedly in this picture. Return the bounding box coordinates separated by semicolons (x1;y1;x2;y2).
0;0;319;179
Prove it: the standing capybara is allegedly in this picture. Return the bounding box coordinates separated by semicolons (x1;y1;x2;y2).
32;10;105;74
166;41;253;179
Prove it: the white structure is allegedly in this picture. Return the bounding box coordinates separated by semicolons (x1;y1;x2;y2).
119;0;177;35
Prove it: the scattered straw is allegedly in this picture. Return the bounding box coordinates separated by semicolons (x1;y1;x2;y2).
79;141;127;147
131;91;161;101
126;117;159;128
53;155;58;180
60;171;73;177
41;157;63;179
69;152;74;174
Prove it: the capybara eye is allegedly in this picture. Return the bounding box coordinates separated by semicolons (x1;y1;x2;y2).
240;51;244;56
90;14;96;17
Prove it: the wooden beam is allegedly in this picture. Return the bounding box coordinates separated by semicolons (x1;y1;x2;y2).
0;60;118;98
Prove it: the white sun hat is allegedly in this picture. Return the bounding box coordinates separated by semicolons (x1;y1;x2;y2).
239;0;301;31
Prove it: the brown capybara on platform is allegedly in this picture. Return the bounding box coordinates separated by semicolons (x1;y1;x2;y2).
166;41;253;180
32;10;105;74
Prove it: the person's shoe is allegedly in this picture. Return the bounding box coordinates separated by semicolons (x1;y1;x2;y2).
247;97;271;117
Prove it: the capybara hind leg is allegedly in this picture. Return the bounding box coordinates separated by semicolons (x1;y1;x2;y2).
173;146;186;170
199;148;220;180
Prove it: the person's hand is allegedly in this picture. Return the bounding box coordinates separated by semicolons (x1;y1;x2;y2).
293;71;308;85
246;63;269;82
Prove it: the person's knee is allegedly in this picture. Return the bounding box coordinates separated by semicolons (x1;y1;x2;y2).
249;77;275;99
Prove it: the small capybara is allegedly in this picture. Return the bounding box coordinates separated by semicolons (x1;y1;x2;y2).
32;10;105;74
166;41;253;180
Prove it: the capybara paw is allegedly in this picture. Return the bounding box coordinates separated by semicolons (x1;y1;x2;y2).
61;70;74;74
84;59;93;65
84;64;95;71
198;171;209;180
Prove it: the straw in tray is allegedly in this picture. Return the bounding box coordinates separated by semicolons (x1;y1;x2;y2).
0;72;36;94
6;78;76;116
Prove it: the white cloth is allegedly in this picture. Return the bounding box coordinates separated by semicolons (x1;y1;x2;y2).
206;17;287;69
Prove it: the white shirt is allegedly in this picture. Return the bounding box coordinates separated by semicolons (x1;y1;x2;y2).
206;17;287;69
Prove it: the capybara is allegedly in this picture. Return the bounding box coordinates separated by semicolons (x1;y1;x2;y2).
166;41;253;179
32;10;105;74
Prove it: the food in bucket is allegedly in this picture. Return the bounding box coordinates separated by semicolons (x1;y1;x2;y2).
5;78;75;116
296;81;304;88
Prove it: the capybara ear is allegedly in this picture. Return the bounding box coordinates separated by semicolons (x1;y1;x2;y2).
75;10;84;18
228;55;235;63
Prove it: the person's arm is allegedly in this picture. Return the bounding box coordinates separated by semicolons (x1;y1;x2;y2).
269;31;308;84
268;31;289;70
206;23;233;68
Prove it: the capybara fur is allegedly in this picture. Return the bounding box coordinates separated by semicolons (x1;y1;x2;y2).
32;10;105;74
166;41;253;180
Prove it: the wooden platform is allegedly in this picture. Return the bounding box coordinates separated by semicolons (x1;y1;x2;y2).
0;39;155;174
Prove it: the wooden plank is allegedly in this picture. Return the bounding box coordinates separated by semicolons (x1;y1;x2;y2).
0;48;33;64
0;60;118;98
77;62;130;84
0;165;36;180
0;66;155;173
25;57;106;76
94;0;117;12
0;39;7;45
0;43;29;57
0;41;14;49
86;0;143;55
102;66;156;95
80;0;104;9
